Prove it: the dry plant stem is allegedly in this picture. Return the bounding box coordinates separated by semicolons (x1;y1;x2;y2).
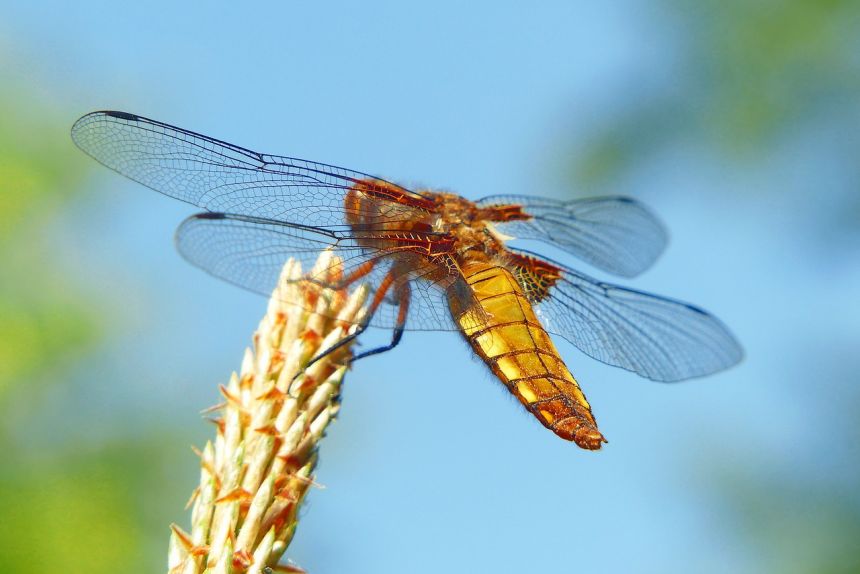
168;252;369;574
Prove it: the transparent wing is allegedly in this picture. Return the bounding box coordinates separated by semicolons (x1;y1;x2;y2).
511;250;742;381
175;213;463;332
71;111;430;230
479;195;668;278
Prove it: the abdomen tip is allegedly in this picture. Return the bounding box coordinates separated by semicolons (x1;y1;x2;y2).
554;419;607;450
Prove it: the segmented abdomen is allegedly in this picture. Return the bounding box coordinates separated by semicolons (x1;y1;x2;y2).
453;262;606;450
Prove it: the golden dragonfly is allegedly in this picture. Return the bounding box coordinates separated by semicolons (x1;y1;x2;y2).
72;111;743;450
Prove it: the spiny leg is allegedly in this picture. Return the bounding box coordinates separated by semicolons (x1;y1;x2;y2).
300;258;378;291
300;246;423;292
295;269;396;378
290;258;379;373
351;280;410;363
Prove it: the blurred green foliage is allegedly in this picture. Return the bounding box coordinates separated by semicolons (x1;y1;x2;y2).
0;436;189;574
574;0;860;186
0;90;189;573
684;0;860;149
714;376;860;574
727;477;860;574
0;96;100;397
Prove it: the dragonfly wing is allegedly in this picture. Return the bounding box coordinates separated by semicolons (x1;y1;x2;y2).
175;213;462;332
71;111;428;230
479;195;668;278
509;249;742;381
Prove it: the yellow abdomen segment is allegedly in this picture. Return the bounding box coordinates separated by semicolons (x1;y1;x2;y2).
453;262;605;450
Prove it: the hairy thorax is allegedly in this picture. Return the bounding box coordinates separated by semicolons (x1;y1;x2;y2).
344;181;509;270
428;191;508;268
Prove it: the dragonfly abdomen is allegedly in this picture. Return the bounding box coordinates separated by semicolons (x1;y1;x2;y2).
453;262;606;450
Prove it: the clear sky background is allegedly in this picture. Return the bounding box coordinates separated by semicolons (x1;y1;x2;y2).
2;1;858;573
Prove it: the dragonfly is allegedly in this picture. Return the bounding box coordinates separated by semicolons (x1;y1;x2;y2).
71;111;742;450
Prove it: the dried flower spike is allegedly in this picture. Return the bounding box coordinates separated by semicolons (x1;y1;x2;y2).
168;253;368;574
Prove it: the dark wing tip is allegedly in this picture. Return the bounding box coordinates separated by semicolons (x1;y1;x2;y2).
102;110;140;121
71;110;140;138
194;212;228;220
71;111;120;148
72;110;139;127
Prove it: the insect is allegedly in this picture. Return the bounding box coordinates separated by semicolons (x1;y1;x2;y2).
71;111;742;450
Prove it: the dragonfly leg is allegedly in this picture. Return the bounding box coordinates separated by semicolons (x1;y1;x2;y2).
301;258;377;291
350;280;410;363
296;269;396;377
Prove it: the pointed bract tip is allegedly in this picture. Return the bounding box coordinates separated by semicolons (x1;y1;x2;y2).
232;549;253;571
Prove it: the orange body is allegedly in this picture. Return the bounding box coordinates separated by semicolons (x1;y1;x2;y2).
344;181;607;449
453;262;605;450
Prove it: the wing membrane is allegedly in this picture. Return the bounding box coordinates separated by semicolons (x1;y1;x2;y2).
71;111;428;230
480;195;667;277
72;111;739;379
511;249;742;381
175;213;462;332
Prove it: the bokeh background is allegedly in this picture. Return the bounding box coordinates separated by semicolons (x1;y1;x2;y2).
2;1;858;573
